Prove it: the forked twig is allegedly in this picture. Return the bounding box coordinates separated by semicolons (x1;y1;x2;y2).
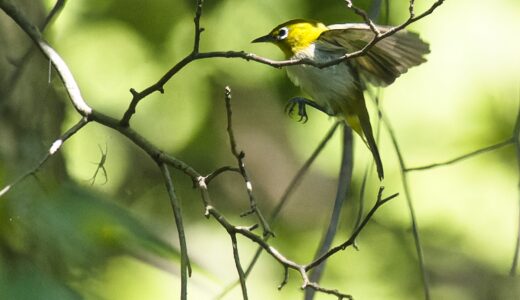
223;86;273;237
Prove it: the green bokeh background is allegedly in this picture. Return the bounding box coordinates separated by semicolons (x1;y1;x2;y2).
1;0;520;299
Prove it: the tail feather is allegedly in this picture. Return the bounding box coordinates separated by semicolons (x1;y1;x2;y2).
342;88;384;180
361;118;384;180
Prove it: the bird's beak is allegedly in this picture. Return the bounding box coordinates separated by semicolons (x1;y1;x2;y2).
252;34;274;43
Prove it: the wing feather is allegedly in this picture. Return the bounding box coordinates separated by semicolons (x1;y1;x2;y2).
318;24;430;86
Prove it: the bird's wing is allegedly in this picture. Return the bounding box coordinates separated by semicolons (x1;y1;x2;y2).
318;23;430;86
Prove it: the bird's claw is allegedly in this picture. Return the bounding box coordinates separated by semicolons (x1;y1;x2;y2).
285;98;308;123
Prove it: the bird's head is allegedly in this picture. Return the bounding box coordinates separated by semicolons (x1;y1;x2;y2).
252;19;328;58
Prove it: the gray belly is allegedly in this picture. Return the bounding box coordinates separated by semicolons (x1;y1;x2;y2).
286;62;356;115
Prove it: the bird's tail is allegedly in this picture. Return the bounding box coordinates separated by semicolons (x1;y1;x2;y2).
343;95;384;180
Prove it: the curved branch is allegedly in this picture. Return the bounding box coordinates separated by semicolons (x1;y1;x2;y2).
0;0;92;116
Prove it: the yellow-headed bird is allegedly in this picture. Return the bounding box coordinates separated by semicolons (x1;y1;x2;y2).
253;19;430;180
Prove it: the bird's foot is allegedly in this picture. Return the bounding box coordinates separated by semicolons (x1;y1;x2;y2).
285;97;328;123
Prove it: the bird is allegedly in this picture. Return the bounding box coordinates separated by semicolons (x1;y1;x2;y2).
252;19;430;180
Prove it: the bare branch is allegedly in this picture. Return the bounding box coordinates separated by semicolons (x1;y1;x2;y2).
0;117;88;197
117;0;445;126
224;86;273;237
42;0;66;29
406;138;514;172
206;205;355;299
230;234;249;300
345;0;381;35
204;166;241;185
409;0;416;18
305;188;397;270
375;102;430;299
160;163;191;300
304;281;353;300
193;0;204;53
216;122;340;299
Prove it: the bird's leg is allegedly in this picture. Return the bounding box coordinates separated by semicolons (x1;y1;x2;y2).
285;97;330;123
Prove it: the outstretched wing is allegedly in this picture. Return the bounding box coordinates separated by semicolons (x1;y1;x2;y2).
318;24;430;86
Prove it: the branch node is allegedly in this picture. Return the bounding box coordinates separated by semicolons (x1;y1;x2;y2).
204;205;211;218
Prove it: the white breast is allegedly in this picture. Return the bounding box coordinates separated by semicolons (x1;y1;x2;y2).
286;43;356;115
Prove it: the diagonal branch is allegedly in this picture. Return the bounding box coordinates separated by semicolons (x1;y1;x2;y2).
406;138;514;172
42;0;66;29
305;188;398;270
0;117;88;197
230;233;249;300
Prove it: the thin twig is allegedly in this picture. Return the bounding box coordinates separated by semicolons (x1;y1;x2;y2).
120;0;204;126
305;188;397;270
406;139;514;172
345;0;381;35
0;117;89;197
117;0;445;126
224;86;272;236
230;233;249;300
193;0;204;53
159;163;191;300
42;0;66;29
377;106;430;300
206;205;368;299
204;166;241;185
409;0;416;18
215;122;340;299
304;281;353;300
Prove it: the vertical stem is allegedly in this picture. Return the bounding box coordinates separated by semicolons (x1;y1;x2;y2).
380;112;430;300
160;163;190;300
305;124;354;300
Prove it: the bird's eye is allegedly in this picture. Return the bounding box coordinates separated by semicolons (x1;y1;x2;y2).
277;27;289;40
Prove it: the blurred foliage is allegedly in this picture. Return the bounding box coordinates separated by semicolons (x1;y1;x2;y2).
1;0;520;299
